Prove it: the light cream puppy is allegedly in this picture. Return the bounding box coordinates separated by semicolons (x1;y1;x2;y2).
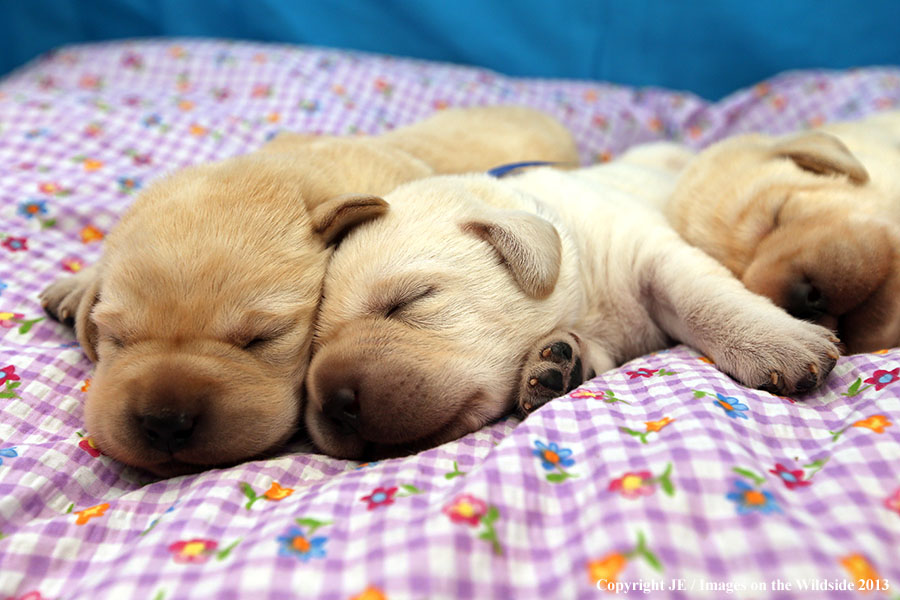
39;106;579;476
305;145;841;460
664;111;900;353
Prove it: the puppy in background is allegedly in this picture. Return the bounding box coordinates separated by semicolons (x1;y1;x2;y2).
664;110;900;353
305;144;839;460
40;106;579;476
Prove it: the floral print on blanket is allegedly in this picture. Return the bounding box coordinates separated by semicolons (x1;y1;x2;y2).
0;40;898;599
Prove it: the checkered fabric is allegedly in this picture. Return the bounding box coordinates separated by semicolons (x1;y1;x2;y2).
1;40;899;600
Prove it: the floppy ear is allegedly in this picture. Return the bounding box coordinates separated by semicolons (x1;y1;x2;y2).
772;132;869;184
463;211;561;299
310;194;389;245
75;275;102;363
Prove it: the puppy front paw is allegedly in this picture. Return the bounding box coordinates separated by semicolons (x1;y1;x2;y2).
39;265;97;328
716;319;840;396
517;331;595;416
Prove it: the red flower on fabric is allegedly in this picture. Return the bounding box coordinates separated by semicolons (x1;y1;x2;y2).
608;471;655;498
443;494;488;526
769;463;811;490
79;437;102;457
625;368;655;379
2;237;28;252
168;538;218;564
360;487;398;510
0;365;20;386
864;367;900;391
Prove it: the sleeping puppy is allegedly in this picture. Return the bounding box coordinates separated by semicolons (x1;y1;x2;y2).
664;110;900;353
305;144;840;459
39;106;579;476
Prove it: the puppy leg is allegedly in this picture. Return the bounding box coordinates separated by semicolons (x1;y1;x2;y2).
40;265;99;328
640;230;840;395
516;330;614;415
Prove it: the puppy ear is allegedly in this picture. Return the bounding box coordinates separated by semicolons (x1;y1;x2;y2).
310;194;389;245
773;132;869;184
75;275;102;363
463;211;561;299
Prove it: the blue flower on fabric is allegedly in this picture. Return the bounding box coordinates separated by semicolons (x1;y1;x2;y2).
276;527;327;562
726;480;781;515
0;447;18;465
533;441;575;471
18;200;48;219
714;393;749;420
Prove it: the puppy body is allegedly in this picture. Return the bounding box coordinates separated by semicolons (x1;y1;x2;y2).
40;106;579;475
664;111;900;352
306;146;839;459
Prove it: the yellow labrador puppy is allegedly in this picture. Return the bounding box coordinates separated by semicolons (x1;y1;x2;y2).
664;110;900;353
39;106;579;476
305;144;841;459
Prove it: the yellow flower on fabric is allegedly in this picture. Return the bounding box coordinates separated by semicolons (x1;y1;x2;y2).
840;554;880;585
644;417;674;432
852;415;891;434
263;481;293;501
588;552;627;586
80;225;104;243
351;586;388;600
74;502;109;525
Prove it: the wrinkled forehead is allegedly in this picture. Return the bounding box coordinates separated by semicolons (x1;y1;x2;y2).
95;241;327;337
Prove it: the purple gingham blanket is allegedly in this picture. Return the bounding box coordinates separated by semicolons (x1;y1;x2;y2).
1;40;899;600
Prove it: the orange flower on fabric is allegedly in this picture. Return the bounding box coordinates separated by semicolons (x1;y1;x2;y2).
351;586;388;600
840;554;880;585
644;417;674;432
588;552;627;586
74;502;109;525
80;225;104;243
853;415;892;434
263;482;294;501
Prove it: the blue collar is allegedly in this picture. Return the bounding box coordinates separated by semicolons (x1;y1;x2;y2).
486;161;560;178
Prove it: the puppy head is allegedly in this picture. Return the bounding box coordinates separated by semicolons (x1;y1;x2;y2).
80;155;386;476
741;204;900;354
306;175;567;459
672;130;900;352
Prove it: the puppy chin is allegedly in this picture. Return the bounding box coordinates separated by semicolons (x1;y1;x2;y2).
305;387;507;460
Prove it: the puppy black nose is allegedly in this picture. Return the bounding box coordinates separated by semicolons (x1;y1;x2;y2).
787;280;828;320
323;388;361;433
139;414;196;453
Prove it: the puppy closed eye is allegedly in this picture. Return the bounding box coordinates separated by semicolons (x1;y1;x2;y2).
106;335;126;349
242;336;274;350
233;322;294;351
384;286;437;319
